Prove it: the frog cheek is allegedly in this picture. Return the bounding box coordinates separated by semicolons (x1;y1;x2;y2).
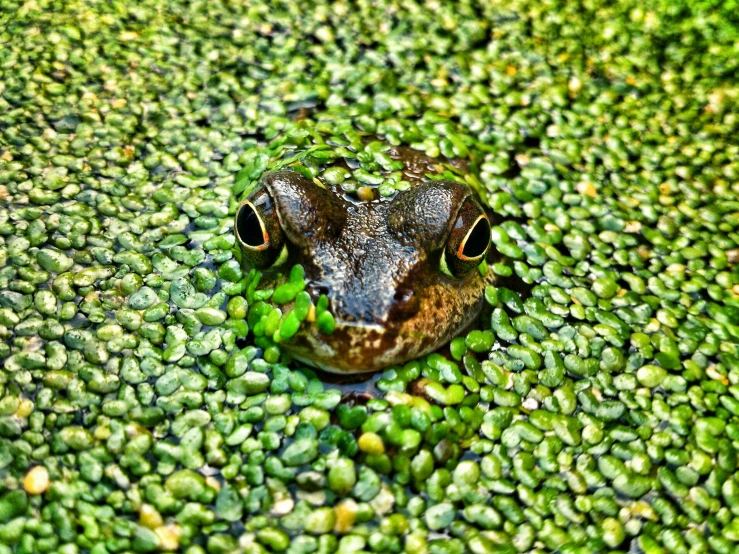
234;198;287;269
441;200;492;279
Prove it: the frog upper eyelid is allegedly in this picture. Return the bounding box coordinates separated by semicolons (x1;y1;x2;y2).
386;181;471;248
262;170;346;241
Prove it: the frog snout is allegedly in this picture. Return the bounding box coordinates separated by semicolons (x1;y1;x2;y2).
305;280;420;328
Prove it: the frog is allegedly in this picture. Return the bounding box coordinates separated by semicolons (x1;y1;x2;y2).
234;144;496;374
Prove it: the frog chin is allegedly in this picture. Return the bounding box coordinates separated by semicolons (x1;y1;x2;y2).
281;321;437;374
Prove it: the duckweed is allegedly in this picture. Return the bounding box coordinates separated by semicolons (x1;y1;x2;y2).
2;0;739;552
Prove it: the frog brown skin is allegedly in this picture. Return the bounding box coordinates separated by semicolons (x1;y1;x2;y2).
235;166;496;374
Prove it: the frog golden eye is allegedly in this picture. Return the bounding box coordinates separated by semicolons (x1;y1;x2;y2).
235;191;287;268
441;198;491;279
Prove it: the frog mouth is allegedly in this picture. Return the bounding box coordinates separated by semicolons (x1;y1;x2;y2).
280;321;433;374
325;317;405;333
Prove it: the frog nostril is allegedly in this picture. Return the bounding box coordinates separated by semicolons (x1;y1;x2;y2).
391;288;419;318
393;289;414;304
306;281;329;300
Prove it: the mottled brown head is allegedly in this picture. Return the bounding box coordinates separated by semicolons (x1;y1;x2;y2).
235;170;495;373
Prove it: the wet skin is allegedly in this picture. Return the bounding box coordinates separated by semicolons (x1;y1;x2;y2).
235;149;496;374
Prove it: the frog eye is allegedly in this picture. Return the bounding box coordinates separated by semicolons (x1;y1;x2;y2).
441;198;491;279
235;190;287;269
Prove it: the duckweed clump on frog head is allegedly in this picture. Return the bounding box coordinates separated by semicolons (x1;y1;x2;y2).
233;119;479;204
1;0;739;552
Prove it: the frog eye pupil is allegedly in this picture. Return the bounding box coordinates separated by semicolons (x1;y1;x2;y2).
461;217;491;259
235;192;286;269
237;202;266;248
441;203;492;280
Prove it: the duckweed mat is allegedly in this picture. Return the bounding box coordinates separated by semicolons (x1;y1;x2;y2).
2;0;739;553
